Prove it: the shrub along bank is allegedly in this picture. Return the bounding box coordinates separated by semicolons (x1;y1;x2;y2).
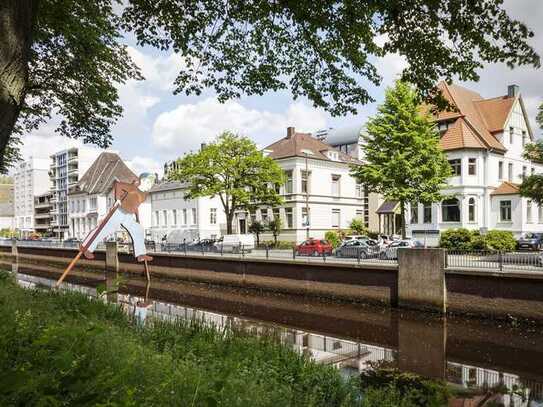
0;272;455;406
439;228;517;251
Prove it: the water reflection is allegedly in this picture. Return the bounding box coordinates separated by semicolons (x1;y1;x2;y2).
9;263;543;406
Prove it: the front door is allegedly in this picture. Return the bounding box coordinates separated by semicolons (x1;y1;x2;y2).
239;219;246;234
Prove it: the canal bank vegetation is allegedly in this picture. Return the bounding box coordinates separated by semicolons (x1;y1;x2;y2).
0;271;456;406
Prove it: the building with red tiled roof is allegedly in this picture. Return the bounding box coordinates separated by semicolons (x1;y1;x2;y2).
407;82;543;242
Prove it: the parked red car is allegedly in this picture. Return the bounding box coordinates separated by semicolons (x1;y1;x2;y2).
295;239;333;256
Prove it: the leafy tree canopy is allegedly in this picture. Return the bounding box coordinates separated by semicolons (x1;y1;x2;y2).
351;81;451;237
1;0;540;172
168;132;284;234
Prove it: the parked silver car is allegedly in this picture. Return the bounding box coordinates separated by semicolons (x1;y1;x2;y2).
335;239;380;259
379;239;424;260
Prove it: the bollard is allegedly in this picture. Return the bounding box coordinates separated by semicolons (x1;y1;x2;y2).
105;241;119;272
498;251;503;272
357;247;361;265
266;245;269;260
292;247;296;260
11;238;17;258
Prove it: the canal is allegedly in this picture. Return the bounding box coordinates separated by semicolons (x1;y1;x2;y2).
5;260;543;406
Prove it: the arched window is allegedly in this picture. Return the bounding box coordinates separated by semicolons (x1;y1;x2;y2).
442;198;460;222
468;198;476;222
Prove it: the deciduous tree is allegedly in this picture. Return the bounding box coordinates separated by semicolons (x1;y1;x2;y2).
268;217;282;247
170;132;284;234
351;81;451;238
1;0;540;172
248;220;265;247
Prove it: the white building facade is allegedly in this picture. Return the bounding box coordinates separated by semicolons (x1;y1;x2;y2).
68;152;152;241
241;127;366;243
406;83;543;245
50;147;100;239
149;181;226;242
13;157;49;237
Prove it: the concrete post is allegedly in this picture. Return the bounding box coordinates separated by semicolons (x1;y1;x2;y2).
11;238;17;258
397;248;446;313
105;241;119;272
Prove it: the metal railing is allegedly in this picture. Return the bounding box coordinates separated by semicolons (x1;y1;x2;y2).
446;249;543;272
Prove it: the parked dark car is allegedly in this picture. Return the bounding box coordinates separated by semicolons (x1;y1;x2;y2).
517;233;543;251
335;240;379;259
187;239;219;253
295;239;333;256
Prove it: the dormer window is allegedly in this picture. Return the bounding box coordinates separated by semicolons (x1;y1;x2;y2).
326;151;339;161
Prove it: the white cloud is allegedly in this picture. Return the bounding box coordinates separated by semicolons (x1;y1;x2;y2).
151;98;327;155
126;155;163;178
126;47;185;91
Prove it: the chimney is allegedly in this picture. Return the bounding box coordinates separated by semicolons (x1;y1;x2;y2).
507;84;520;98
200;143;207;151
286;126;295;139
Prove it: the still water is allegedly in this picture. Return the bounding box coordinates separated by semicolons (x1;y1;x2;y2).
6;261;543;406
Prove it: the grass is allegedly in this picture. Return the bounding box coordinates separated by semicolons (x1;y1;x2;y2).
0;271;452;406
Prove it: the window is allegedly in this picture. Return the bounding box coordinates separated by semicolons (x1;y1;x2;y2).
301;170;310;193
468;158;476;175
356;209;364;219
162;210;168;226
284;170;293;194
448;159;461;176
539;205;543;224
272;208;280;221
331;209;340;228
210;208;217;225
500;201;512;222
191;208;197;225
331;175;341;196
154;211;159;226
261;209;269;224
90;197;97;210
410;203;418;224
423;204;432;224
442;198;460;222
285;208;293;228
355;183;363;198
508;163;513;182
81;200;86;212
183;209;187;225
301;207;310;227
468;197;476;222
532;168;536;176
526;200;533;223
522;130;527;147
509;127;514;144
172;209;177;225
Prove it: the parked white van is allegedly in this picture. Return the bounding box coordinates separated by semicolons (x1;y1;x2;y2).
216;234;255;253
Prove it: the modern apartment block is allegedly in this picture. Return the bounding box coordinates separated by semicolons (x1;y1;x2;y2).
49;147;100;239
13;157;49;237
34;193;53;234
149;181;226;242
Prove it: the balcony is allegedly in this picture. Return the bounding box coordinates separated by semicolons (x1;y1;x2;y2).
34;202;51;209
34;213;52;219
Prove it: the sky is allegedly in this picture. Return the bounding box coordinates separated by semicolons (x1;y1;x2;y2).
18;0;543;177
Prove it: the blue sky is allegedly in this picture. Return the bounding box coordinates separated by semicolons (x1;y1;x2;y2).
19;0;543;176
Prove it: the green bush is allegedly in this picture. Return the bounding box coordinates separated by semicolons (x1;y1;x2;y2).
260;240;294;249
325;230;342;248
439;228;474;250
360;368;450;407
439;228;517;252
484;230;517;251
349;218;369;236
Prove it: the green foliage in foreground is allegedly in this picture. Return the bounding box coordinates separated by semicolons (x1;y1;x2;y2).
0;272;453;406
0;273;357;406
439;228;517;251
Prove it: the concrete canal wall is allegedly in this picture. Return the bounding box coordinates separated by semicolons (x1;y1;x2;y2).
2;243;543;320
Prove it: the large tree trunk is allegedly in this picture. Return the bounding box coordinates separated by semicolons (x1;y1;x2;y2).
226;212;233;235
0;0;37;169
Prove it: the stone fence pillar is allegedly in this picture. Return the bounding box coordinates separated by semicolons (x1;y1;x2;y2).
397;248;446;313
105;241;119;272
11;238;17;257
